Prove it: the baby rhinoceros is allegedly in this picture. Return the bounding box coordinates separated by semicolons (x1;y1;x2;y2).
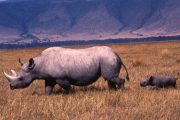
140;76;178;89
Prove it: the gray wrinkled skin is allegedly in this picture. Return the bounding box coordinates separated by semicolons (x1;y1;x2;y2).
4;46;129;94
140;76;177;89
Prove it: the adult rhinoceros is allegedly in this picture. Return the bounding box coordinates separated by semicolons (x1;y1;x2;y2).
4;46;129;94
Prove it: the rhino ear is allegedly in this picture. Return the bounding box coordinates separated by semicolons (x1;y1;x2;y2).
149;76;154;83
28;58;35;70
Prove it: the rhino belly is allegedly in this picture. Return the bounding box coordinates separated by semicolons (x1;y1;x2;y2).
68;67;101;86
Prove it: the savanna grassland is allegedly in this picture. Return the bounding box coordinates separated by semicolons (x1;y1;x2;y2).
0;41;180;120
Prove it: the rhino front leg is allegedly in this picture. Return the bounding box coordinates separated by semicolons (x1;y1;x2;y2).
151;86;160;90
56;79;72;94
45;79;56;95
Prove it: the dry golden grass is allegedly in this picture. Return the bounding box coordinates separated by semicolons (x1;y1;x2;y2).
0;41;180;120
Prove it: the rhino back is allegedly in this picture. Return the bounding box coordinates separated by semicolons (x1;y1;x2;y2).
153;76;176;87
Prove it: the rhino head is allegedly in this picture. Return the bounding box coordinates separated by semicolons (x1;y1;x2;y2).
140;76;154;87
4;58;36;89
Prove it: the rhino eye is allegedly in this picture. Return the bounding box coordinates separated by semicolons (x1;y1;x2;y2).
19;77;24;81
142;81;147;84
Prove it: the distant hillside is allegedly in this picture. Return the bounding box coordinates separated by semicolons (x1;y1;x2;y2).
0;0;179;44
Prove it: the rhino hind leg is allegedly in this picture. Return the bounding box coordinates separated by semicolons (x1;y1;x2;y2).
107;77;125;90
173;81;177;88
45;79;56;95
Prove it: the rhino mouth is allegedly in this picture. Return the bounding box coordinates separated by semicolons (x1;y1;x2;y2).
140;83;146;87
9;84;28;90
10;81;32;90
10;84;16;90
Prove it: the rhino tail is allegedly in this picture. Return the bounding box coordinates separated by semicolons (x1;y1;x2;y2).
115;53;130;81
121;61;130;81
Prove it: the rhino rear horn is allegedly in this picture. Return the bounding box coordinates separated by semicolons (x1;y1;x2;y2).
11;69;17;76
19;58;24;66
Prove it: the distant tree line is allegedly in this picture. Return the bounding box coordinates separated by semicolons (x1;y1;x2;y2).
0;35;180;49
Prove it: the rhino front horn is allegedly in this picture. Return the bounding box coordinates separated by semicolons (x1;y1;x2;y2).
3;71;18;82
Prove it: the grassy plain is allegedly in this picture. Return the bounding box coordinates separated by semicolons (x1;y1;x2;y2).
0;41;180;120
